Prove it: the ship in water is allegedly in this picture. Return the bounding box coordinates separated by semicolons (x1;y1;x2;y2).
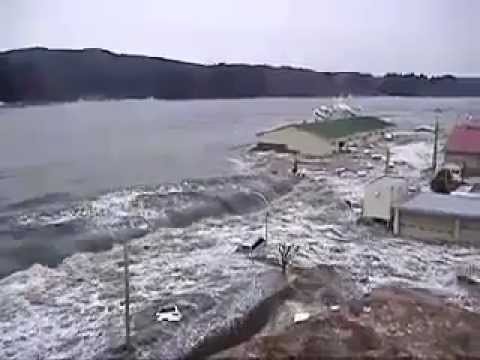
312;98;361;122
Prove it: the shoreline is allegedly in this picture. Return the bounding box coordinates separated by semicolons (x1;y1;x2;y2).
4;94;480;109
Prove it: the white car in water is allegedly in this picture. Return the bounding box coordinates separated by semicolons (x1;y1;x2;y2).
383;132;394;141
155;304;182;322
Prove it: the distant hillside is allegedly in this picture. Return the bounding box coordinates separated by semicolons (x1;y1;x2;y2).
1;47;480;103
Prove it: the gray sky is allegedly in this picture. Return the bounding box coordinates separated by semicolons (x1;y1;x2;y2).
3;0;479;75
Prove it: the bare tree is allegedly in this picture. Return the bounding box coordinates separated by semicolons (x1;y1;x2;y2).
278;243;299;274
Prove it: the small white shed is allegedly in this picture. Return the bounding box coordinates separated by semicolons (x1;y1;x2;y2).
363;176;408;221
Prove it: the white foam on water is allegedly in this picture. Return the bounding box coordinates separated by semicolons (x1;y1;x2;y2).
2;189;480;359
0;226;273;359
390;141;432;175
2;138;480;359
13;183;196;229
88;190;160;227
227;157;254;175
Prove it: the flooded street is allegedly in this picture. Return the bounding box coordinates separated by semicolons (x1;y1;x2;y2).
1;133;480;359
1;98;480;359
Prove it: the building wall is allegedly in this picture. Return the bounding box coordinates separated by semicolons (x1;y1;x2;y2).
363;179;407;221
445;152;480;177
459;219;480;244
258;127;332;156
397;212;456;242
335;132;383;152
397;211;480;244
363;183;392;221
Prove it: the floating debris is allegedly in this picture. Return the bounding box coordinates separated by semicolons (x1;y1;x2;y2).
335;167;347;175
384;132;394;141
317;225;345;240
456;265;480;285
294;312;311;323
414;125;435;133
237;237;267;253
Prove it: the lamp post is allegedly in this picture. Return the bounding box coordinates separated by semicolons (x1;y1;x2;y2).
433;108;442;172
249;191;270;242
384;147;391;175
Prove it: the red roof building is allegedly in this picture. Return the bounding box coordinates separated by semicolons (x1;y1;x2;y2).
446;121;480;177
447;123;480;154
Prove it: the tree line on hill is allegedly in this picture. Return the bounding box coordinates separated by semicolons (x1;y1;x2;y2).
1;47;480;103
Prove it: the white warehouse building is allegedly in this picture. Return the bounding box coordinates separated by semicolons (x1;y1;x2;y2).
363;176;408;222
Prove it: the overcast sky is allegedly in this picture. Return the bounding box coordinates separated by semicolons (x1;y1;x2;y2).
2;0;479;75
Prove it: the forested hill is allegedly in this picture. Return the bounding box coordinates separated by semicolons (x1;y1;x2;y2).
1;47;480;103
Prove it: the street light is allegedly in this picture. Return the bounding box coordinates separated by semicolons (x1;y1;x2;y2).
249;191;270;242
432;108;442;172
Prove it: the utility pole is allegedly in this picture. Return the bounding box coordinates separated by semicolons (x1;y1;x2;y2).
384;147;390;175
121;216;150;357
432;108;441;172
432;118;439;172
123;237;131;353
